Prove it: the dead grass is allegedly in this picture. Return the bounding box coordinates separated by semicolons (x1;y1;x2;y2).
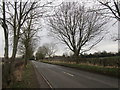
13;65;24;82
9;61;39;88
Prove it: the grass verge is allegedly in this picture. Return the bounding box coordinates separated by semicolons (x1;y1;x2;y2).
9;61;39;88
41;60;119;78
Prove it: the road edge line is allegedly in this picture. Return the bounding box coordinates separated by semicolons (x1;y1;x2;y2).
32;61;54;89
39;71;53;89
31;61;41;88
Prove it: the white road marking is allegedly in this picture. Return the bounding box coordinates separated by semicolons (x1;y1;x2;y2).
32;61;53;88
63;71;74;77
40;72;53;89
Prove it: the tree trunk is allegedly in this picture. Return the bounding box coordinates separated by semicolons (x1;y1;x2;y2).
118;20;120;53
3;1;9;60
11;2;18;62
25;51;28;66
11;37;19;61
73;51;79;64
24;43;29;66
4;28;9;59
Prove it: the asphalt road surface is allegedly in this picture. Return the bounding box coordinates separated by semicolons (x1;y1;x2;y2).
32;61;119;88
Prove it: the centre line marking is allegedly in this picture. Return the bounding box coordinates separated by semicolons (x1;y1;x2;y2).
63;72;74;77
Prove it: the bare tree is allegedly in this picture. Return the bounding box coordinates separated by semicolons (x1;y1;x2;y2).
43;43;57;57
48;2;108;61
36;46;48;60
4;1;52;61
36;43;57;59
18;10;40;65
13;2;39;61
98;0;120;21
97;0;120;52
0;1;9;59
4;1;37;61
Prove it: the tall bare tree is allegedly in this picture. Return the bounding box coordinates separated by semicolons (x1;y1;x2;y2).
5;1;52;61
0;1;9;59
48;2;108;60
9;1;38;61
18;10;40;65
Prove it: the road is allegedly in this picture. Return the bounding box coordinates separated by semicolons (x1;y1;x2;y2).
32;61;119;88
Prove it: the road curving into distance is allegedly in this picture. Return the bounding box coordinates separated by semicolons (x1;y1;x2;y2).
32;60;119;88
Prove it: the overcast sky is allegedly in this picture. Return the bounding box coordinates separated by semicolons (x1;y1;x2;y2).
39;19;118;55
0;0;118;57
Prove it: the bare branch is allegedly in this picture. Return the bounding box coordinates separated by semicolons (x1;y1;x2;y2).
48;2;109;57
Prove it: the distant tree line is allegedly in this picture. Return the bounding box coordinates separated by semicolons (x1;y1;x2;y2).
81;51;120;58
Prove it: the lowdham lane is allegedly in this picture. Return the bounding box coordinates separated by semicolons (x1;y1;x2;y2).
31;60;119;88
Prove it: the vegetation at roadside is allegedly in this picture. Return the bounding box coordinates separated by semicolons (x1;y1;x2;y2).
41;60;119;78
43;55;120;67
9;61;39;88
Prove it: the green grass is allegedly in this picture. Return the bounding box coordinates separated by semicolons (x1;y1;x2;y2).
41;60;119;78
10;62;39;88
